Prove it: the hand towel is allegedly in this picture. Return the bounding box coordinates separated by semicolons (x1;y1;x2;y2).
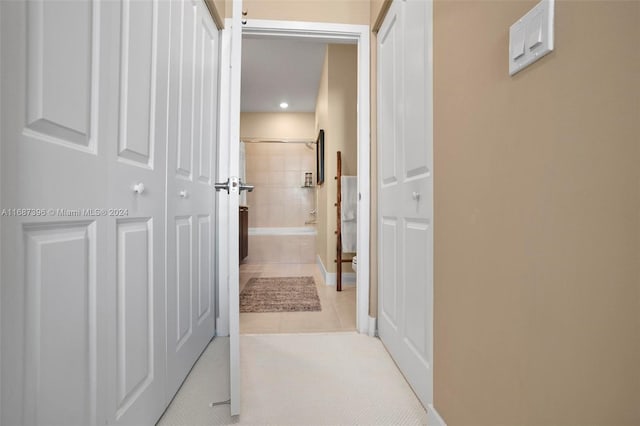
341;176;357;253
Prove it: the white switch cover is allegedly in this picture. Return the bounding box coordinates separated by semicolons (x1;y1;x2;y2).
509;0;554;76
511;25;525;60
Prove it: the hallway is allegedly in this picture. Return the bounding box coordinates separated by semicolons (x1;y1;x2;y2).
157;333;428;425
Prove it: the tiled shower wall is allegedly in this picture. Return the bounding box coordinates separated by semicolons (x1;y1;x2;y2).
244;142;316;264
245;143;316;228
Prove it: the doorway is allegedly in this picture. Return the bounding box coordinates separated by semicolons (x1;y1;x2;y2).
218;18;371;340
238;36;359;334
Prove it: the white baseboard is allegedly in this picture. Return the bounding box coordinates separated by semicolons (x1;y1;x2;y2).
368;316;377;337
316;254;356;286
427;404;447;426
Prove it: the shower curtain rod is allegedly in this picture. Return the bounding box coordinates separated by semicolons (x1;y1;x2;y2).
241;138;316;144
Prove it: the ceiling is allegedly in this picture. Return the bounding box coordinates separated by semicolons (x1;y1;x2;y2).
241;37;327;113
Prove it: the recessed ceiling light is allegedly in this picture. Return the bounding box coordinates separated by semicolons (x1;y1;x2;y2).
279;102;289;109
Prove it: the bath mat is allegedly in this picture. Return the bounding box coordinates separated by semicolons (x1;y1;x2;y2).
240;276;321;313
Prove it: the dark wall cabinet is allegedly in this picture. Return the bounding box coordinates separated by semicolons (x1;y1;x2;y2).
239;206;248;262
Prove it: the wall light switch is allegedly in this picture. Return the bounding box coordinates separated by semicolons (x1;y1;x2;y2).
511;25;525;60
509;0;554;76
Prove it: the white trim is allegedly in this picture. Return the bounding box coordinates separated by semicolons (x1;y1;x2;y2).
427;404;447;426
227;0;243;417
215;25;231;338
316;255;356;286
242;19;369;43
249;227;316;236
316;254;329;283
355;26;371;337
368;316;377;337
238;19;371;335
0;0;3;414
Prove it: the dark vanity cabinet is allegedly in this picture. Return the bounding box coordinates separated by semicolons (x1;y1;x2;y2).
239;206;248;262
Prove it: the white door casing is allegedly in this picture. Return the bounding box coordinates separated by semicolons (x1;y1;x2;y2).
377;0;434;411
226;0;243;416
165;0;219;398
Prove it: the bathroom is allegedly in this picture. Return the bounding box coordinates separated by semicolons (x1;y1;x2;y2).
238;37;358;333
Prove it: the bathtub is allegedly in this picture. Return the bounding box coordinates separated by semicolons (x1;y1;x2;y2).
245;227;317;264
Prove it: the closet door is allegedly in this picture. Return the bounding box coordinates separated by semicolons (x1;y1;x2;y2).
165;0;218;397
0;1;110;424
103;0;170;424
377;0;434;411
1;1;173;425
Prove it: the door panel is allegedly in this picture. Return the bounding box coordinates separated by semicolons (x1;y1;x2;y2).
26;0;94;148
1;1;107;424
117;0;155;166
166;0;218;398
378;0;434;410
23;222;98;426
197;215;212;320
380;218;399;327
1;0;220;424
105;0;169;422
115;219;154;414
176;216;193;347
177;0;195;178
404;220;430;358
378;10;400;188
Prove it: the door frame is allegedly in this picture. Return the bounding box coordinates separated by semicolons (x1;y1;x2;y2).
0;0;3;412
217;18;371;335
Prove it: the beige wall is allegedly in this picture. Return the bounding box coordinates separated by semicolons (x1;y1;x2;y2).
203;0;225;28
212;0;225;25
234;0;369;24
213;0;224;19
315;45;358;273
433;1;640;425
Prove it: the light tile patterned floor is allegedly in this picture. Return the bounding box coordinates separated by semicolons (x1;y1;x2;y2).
239;263;356;334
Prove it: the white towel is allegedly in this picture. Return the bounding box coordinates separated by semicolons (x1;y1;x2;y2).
341;176;357;253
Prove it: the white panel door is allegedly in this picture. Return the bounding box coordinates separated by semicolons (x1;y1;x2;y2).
0;1;109;424
103;0;170;424
165;0;219;398
377;0;434;410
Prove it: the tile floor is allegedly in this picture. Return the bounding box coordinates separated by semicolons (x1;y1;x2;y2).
239;263;356;334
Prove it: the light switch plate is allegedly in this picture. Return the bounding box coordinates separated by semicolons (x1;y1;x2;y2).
509;0;554;76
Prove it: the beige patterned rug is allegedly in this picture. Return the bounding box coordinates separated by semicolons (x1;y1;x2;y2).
240;276;322;313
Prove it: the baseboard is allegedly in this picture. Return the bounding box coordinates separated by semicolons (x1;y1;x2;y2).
316;255;356;286
427;404;447;426
368;316;377;337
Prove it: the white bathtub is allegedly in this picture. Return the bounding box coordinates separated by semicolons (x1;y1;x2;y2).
248;227;317;236
245;227;316;264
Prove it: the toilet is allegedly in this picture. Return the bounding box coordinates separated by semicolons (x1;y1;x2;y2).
351;255;357;273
